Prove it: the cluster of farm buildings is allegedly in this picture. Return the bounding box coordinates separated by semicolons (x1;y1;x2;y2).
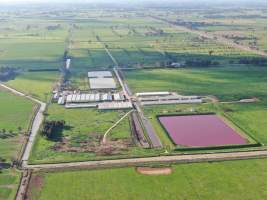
53;70;203;110
53;70;133;110
136;92;202;105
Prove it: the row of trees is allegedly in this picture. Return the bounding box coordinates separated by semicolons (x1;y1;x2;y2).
185;59;220;67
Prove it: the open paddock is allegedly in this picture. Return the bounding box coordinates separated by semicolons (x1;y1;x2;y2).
27;158;267;200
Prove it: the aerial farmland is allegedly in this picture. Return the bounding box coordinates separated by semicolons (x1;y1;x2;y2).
1;1;267;200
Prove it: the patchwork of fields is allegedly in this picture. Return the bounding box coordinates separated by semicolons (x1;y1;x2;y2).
1;3;267;200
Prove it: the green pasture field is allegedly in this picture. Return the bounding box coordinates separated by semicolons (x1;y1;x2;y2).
223;103;267;145
6;72;59;102
30;105;160;164
0;88;36;162
0;18;67;70
0;169;20;200
69;26;113;71
109;116;131;140
29;158;267;200
0;88;35;132
125;67;267;101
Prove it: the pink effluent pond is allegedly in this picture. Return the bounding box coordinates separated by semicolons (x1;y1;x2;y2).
158;115;247;147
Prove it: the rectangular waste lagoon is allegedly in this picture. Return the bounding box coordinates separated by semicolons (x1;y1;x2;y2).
158;114;247;147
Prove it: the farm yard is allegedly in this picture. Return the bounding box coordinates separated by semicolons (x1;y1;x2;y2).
1;2;267;200
28;158;267;200
29;104;160;164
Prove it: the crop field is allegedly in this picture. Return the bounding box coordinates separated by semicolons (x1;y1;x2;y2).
62;11;261;71
0;169;21;200
0;88;36;162
2;3;267;200
159;8;267;52
0;17;67;70
28;158;267;200
125;67;267;101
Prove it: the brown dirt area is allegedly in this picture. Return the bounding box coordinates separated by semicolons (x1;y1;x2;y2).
52;134;134;156
136;167;173;175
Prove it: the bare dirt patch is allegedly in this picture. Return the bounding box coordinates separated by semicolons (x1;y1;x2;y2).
52;134;133;156
136;167;173;175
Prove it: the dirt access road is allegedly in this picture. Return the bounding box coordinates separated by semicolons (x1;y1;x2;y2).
24;150;267;170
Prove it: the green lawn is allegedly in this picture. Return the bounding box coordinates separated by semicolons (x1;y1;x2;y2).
31;158;267;200
0;169;21;200
125;67;267;101
0;88;36;162
6;72;59;102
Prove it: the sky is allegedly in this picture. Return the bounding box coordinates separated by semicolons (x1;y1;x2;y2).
0;0;266;5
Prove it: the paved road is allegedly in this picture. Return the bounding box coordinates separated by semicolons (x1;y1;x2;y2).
113;68;162;148
113;68;131;100
24;150;267;170
0;83;46;165
21;102;46;164
134;101;162;148
105;46;119;66
150;15;267;58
